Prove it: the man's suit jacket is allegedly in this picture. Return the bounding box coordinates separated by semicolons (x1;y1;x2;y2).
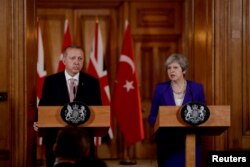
38;71;102;150
39;71;102;106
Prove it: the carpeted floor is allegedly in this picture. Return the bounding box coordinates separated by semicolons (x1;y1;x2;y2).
36;159;158;167
105;160;157;167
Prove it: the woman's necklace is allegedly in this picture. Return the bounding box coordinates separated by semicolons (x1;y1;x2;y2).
171;80;187;98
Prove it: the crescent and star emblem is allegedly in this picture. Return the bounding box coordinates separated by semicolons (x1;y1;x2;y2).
119;54;135;92
120;54;135;73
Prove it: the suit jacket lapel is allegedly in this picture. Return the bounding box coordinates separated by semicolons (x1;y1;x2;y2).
58;72;70;101
183;81;194;104
76;72;85;97
163;83;176;105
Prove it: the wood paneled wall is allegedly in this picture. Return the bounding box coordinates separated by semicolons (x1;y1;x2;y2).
0;1;11;167
0;0;37;166
242;0;250;148
0;0;250;166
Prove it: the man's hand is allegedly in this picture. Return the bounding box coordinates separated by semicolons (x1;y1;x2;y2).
33;122;38;131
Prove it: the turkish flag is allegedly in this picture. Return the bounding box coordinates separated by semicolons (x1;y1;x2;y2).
57;19;72;72
111;21;144;145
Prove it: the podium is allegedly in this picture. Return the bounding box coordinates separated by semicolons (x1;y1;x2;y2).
154;105;230;167
38;105;110;136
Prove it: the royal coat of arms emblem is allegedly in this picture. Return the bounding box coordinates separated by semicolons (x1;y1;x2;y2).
60;101;91;126
180;102;210;126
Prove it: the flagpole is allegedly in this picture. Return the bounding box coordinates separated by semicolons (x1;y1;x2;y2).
112;20;144;165
119;138;137;165
119;18;137;165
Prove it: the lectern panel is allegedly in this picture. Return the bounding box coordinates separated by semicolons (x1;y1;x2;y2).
38;106;110;128
154;105;230;133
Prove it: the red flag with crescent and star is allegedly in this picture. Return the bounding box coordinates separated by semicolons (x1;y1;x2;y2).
111;21;144;145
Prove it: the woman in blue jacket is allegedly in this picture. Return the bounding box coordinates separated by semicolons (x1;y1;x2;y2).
148;53;206;167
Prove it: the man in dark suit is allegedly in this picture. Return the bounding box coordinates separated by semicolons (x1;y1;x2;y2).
38;45;102;167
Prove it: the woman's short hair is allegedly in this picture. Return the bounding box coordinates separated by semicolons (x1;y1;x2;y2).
164;53;189;72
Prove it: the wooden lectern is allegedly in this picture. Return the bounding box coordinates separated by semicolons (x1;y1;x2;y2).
38;105;110;136
154;105;230;167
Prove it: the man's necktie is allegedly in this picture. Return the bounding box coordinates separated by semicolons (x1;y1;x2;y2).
69;78;76;102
